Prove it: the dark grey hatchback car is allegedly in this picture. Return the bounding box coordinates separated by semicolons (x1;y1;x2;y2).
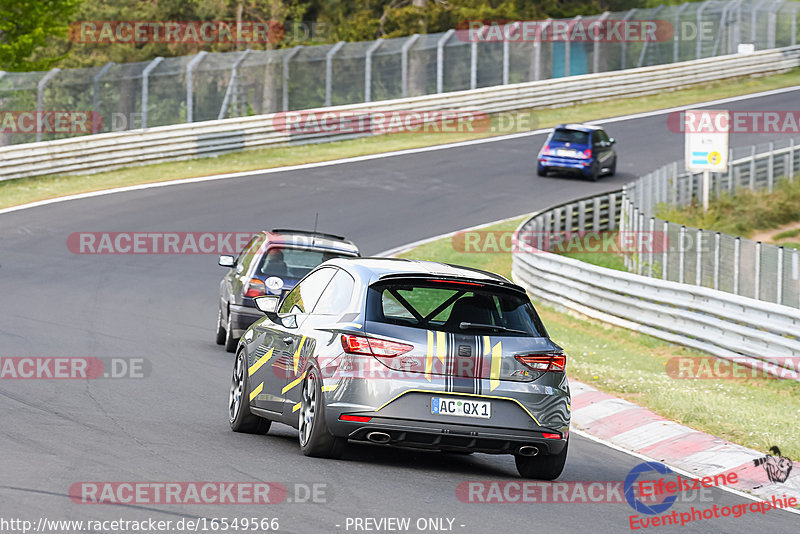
216;229;359;352
229;257;571;479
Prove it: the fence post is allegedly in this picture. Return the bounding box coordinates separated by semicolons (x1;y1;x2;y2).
793;5;798;46
608;192;617;230
92;62;114;133
593;197;601;230
217;50;251;120
578;201;587;232
647;218;655;276
534;19;552;81
713;232;721;290
754;241;761;300
696;229;703;286
790;138;795;182
140;58;163;130
401;35;420;98
593;12;610;73
777;246;784;305
751;1;766;45
564;16;582;77
749;145;756;190
767;141;775;192
437;29;456;94
637;212;645;275
502;22;519;84
767;1;781;48
186;51;208;123
325;41;346;107
565;203;574;232
470;27;482;90
364;39;383;103
674;3;690;62
638;6;663;67
727;148;734;192
696;1;711;59
282;46;303;112
36;68;61;142
662;221;669;280
621;9;638;69
679;226;686;283
733;237;740;295
711;1;734;57
553;208;562;233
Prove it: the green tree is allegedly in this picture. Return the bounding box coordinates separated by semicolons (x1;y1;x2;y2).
0;0;82;71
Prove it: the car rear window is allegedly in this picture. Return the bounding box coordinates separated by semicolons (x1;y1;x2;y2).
258;247;352;279
366;280;545;337
551;129;589;145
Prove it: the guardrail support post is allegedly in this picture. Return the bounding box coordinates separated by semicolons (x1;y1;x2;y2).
36;68;61;142
608;193;617;230
325;41;346;107
754;241;761;300
578;201;586;232
696;229;703;285
767;141;775;192
733;237;741;295
777;246;784;305
593;197;601;230
141;57;164;130
553;208;562;233
437;29;455;94
789;139;795;182
714;232;721;290
679;226;686;283
662;221;669;280
92;62;114;133
401;34;420;98
727;148;734;191
283;46;303;112
749;145;756;190
186;51;208;123
364;39;383;103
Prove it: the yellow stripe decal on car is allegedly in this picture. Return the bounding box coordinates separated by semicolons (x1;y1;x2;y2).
373;389;542;426
292;402;302;413
292;336;306;375
321;384;339;392
249;382;263;402
425;330;434;380
490;341;502;392
282;370;307;394
436;331;446;363
248;348;275;376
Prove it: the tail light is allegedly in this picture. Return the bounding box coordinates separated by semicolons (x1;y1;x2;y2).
542;432;561;439
515;352;567;372
576;149;592;159
341;334;413;358
244;278;266;298
541;145;552;156
339;414;372;422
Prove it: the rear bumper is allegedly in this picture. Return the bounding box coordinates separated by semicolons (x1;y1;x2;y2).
538;156;593;176
229;303;263;338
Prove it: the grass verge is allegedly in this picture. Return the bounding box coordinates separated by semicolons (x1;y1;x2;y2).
3;68;800;209
397;217;800;459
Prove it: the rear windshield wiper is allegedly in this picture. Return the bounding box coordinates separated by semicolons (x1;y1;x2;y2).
459;322;528;335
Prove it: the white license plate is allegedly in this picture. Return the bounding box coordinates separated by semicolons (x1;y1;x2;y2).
431;397;491;419
557;149;577;157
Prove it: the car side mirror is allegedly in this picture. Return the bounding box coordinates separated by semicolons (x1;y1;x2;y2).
254;295;279;314
218;255;235;267
608;138;615;145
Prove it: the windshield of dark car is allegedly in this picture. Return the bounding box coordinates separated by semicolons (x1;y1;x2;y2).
258;247;352;279
551;129;590;145
366;280;545;336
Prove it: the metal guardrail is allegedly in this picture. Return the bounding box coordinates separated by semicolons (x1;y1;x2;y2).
512;183;800;378
621;137;800;308
2;45;800;182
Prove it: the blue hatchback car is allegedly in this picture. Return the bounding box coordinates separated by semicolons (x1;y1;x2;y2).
537;124;617;181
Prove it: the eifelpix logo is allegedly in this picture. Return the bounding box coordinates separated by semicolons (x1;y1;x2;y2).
754;446;794;484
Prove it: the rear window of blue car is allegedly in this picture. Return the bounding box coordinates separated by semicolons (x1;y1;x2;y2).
366;280;546;337
551;129;589;145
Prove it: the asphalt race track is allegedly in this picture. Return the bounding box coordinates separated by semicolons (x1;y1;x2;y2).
1;88;799;533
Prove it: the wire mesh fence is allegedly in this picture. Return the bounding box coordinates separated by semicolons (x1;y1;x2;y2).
1;0;798;146
622;136;800;309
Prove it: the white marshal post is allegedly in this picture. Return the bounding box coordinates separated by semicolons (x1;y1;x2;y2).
684;109;730;211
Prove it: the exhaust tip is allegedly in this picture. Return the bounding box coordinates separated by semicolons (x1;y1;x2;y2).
366;431;391;444
518;445;539;457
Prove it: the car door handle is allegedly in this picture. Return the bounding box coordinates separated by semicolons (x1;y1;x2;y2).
283;337;294;345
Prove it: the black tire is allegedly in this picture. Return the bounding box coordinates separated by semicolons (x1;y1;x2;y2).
224;307;237;353
589;163;600;182
515;439;568;480
537;167;548;177
229;350;271;434
608;158;617;176
215;307;226;345
298;365;346;458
